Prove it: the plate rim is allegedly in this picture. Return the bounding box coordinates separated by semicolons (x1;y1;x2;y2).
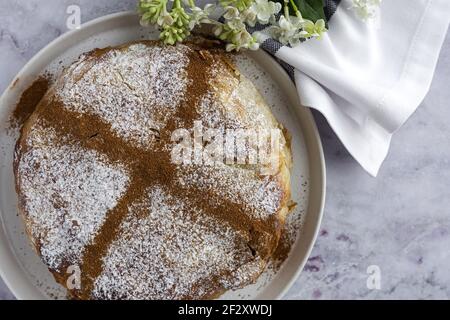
248;49;326;300
0;11;326;300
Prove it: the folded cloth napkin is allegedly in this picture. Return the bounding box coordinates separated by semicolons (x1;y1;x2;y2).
256;0;450;176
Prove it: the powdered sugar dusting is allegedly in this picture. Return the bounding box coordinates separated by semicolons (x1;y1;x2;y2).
93;186;263;299
177;60;286;221
17;124;130;271
57;43;190;148
204;61;276;130
177;163;283;221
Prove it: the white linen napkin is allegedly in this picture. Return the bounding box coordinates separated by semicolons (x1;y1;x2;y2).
259;0;450;176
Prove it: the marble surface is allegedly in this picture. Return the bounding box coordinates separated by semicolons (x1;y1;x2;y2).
1;0;449;300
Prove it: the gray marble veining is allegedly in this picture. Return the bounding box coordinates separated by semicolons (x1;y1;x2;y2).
1;0;449;300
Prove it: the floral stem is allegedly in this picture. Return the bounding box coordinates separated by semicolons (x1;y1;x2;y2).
283;0;290;21
289;0;302;19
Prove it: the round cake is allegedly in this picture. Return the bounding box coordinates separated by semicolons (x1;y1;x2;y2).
13;40;292;299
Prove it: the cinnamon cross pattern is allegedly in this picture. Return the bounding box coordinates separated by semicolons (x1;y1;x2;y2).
33;48;279;299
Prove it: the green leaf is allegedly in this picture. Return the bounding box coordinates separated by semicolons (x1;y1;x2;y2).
296;0;326;22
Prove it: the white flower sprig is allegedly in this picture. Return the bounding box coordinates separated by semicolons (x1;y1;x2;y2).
247;0;282;26
264;0;326;46
139;0;215;44
189;3;215;30
138;0;330;51
350;0;382;20
214;8;260;51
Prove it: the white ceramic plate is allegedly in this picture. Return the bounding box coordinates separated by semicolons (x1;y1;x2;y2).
0;12;325;300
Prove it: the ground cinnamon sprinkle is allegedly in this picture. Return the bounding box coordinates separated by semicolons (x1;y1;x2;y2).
10;76;50;129
271;204;300;270
271;229;293;270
